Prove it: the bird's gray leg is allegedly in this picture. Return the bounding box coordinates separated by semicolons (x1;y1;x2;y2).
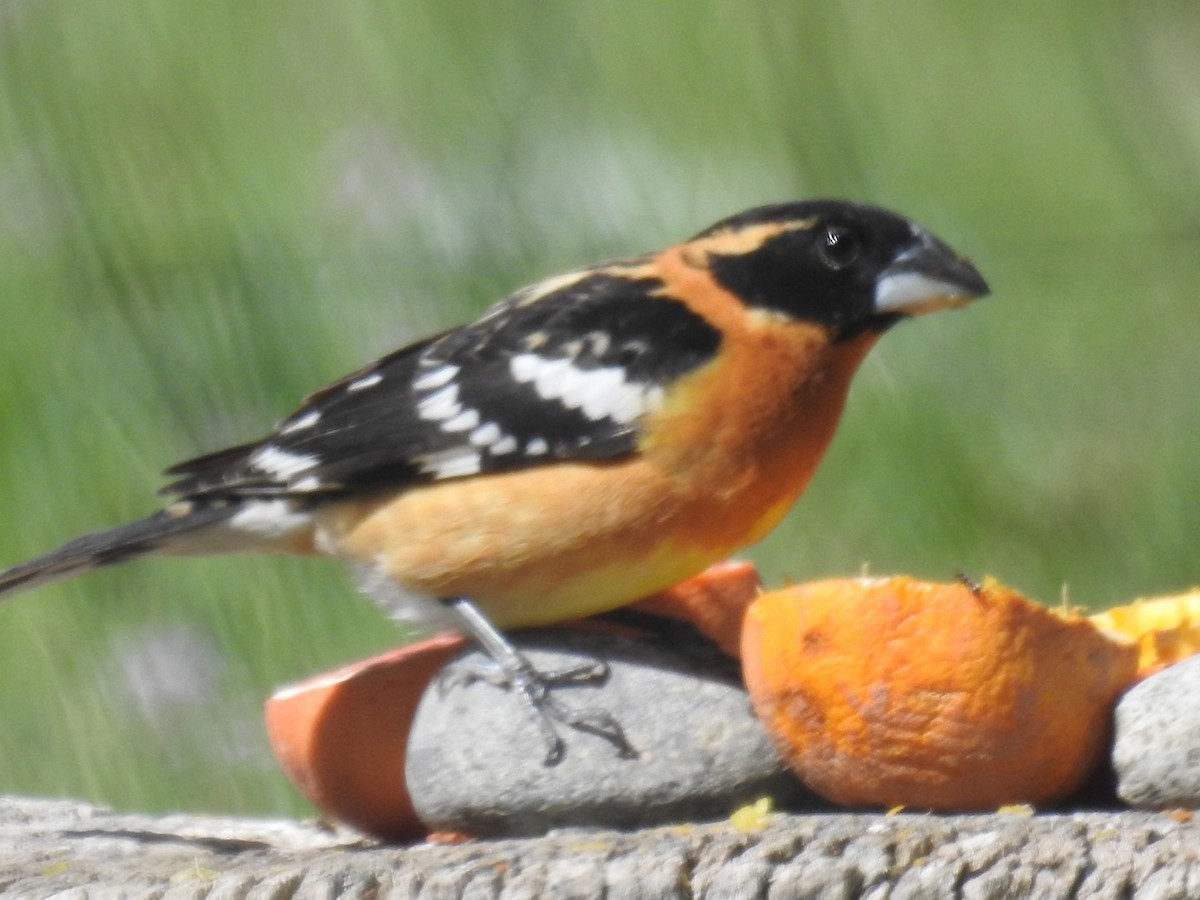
440;596;638;765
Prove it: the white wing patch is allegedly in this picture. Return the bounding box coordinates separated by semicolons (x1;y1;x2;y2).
418;446;482;479
229;498;312;539
279;410;321;435
410;362;523;478
442;408;481;433
490;434;518;455
412;364;460;391
416;384;462;421
249;445;320;480
509;353;664;424
469;421;502;447
347;372;384;392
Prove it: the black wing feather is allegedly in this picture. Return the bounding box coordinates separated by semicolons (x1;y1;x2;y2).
162;266;721;500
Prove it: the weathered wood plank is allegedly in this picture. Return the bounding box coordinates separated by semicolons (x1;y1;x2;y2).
3;796;1199;898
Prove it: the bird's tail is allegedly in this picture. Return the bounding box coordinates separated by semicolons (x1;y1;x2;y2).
0;502;242;599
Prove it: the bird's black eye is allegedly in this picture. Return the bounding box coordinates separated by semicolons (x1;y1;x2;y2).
818;226;860;271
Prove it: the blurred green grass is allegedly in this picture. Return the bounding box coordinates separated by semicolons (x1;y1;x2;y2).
1;2;1198;817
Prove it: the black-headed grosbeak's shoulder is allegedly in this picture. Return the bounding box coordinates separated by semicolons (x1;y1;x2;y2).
0;199;988;628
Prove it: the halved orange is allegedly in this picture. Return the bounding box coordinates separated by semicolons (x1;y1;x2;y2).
742;576;1138;810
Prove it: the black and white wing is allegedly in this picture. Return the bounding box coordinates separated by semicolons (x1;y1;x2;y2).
161;263;722;500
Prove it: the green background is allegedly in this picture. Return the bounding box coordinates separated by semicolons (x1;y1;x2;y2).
1;3;1198;817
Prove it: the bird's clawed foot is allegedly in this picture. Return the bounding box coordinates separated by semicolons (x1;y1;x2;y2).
439;596;638;764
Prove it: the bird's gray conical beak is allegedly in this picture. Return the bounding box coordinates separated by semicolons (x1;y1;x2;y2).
873;228;990;316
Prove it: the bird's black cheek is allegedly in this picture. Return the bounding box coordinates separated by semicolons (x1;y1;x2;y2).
706;250;875;330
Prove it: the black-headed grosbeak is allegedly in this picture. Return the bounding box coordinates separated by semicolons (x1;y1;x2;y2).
0;200;987;759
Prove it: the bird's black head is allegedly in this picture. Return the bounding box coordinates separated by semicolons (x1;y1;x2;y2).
689;200;989;339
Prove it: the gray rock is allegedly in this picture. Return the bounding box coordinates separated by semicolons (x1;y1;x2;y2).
1113;654;1200;807
405;628;815;836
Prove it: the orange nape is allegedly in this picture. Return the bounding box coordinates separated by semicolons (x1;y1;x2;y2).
742;576;1138;811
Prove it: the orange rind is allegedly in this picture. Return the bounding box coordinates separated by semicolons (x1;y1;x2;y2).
741;576;1139;811
264;633;465;841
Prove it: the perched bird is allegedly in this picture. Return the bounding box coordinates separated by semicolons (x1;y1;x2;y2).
0;199;988;760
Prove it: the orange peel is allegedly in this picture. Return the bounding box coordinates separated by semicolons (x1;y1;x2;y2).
741;575;1138;811
264;633;465;842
